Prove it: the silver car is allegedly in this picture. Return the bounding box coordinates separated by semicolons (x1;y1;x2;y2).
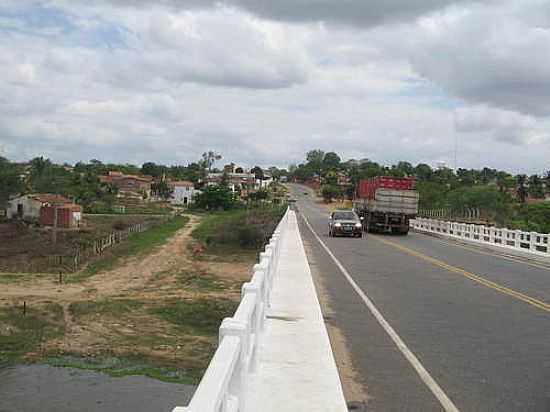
328;210;363;238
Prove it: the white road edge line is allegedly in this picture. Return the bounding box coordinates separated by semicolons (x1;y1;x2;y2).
300;213;460;412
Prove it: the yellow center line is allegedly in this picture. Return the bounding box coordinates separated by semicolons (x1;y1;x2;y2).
373;236;550;314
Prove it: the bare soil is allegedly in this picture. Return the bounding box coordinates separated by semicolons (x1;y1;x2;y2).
0;215;162;272
0;214;253;377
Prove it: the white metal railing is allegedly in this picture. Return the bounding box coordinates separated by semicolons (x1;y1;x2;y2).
411;218;550;255
174;208;290;412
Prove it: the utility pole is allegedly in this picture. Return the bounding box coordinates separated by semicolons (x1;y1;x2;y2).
52;201;59;245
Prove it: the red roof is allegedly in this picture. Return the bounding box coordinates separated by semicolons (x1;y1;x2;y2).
170;180;194;187
29;194;72;204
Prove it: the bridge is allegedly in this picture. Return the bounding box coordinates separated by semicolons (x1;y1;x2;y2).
175;184;550;412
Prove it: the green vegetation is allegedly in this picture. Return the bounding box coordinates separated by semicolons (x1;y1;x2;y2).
72;216;189;282
0;303;65;362
192;207;286;254
194;185;238;210
46;355;201;384
321;185;342;202
0;157;23;208
176;270;231;292
68;299;143;318
152;298;239;336
290;149;550;232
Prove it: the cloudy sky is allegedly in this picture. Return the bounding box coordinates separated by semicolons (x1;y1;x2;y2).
0;0;549;173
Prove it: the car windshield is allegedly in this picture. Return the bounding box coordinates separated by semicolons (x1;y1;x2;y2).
333;211;357;220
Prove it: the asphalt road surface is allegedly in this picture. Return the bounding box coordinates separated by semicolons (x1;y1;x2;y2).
288;184;550;412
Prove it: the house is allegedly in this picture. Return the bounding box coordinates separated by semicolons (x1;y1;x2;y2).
99;171;153;200
207;170;257;193
256;169;273;189
169;181;199;206
7;194;82;227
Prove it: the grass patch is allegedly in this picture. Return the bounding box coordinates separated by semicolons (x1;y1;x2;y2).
0;303;65;362
176;270;229;292
45;354;200;384
151;298;239;336
192;207;285;259
70;216;189;282
68;299;143;319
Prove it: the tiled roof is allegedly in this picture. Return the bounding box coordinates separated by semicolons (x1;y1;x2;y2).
29;194;72;204
170;180;194;187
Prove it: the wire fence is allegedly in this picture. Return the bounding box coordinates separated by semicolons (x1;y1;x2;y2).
1;216;172;274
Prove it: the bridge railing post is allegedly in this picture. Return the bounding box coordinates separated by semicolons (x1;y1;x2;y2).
219;318;248;412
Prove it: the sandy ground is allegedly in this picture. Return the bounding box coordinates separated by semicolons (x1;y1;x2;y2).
0;214;253;359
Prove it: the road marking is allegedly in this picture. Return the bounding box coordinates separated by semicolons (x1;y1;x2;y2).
374;236;550;314
420;233;550;272
299;213;460;412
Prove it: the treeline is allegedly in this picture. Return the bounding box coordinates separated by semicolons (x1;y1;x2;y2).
0;153;218;211
289;150;550;232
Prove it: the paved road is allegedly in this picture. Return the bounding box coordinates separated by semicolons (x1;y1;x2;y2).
288;184;550;412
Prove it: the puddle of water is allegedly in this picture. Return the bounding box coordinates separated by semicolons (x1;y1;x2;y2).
0;364;195;412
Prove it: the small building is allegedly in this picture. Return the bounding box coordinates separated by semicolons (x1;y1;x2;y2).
170;181;199;206
99;171;153;200
40;204;82;228
207;171;257;193
7;194;82;227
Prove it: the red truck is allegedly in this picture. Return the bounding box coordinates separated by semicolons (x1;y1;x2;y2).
353;176;419;235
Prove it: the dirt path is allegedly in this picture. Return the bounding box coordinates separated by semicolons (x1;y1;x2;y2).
0;215;203;306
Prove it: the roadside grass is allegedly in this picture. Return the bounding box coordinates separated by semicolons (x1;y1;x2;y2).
47;296;234;384
191;207;285;261
69;216;189;283
0;303;65;362
68;299;143;318
176;269;233;292
151;298;239;336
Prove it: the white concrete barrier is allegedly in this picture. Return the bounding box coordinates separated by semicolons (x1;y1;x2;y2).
411;217;550;256
174;208;289;412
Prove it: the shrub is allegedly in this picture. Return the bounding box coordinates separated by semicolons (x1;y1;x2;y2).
321;185;341;202
194;186;237;210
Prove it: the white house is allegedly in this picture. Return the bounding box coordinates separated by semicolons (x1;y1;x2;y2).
170;181;198;206
6;194;74;221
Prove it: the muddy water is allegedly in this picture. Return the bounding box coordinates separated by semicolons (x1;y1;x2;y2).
0;364;195;412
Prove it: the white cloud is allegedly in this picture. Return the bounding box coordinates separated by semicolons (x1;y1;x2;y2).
0;0;548;174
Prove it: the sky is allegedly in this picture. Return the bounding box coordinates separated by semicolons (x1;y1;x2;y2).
0;0;549;173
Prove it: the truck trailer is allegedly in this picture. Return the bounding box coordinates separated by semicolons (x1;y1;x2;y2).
353;176;419;235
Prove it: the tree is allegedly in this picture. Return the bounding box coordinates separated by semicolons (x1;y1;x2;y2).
528;175;544;199
517;175;528;204
142;162;166;178
306;149;325;176
324;170;338;185
396;161;414;176
194;185;236;210
249;189;269;202
0;157;23;207
414;163;433;181
323;152;341;172
321;185;342;202
151;181;174;200
201;151;222;172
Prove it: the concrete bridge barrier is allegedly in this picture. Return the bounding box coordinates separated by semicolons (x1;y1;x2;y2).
411;217;550;256
174;209;347;412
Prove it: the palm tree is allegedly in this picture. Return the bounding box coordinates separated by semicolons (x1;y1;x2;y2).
516;175;528;204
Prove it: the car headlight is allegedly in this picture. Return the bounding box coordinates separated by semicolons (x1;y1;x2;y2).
334;222;342;227
355;223;362;228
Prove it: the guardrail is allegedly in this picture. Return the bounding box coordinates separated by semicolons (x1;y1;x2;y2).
174;208;289;412
411;218;550;255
